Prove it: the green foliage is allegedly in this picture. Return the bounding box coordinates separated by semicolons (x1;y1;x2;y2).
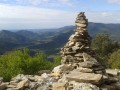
52;56;61;67
108;49;120;69
0;49;53;81
92;33;120;68
92;33;119;59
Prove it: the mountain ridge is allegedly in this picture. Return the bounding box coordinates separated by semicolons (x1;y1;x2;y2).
0;22;120;54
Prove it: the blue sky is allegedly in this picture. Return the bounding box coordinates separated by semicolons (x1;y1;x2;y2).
0;0;120;30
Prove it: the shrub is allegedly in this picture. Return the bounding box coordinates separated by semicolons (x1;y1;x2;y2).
108;49;120;69
0;49;53;81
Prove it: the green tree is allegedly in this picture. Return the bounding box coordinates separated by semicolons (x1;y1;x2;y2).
108;49;120;69
52;56;61;68
92;33;119;59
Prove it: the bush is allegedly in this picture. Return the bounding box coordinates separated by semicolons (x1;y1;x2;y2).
92;33;120;61
0;49;53;81
108;49;120;69
52;55;61;67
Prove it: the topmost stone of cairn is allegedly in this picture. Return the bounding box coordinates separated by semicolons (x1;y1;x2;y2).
75;12;88;28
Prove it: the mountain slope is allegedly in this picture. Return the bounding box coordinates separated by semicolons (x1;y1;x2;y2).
0;30;30;54
0;22;120;54
0;30;29;44
16;30;40;40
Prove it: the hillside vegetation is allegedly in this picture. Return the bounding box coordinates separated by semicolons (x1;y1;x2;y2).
0;22;120;55
0;49;61;81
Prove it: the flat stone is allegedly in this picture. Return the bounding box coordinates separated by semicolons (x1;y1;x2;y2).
76;23;87;27
75;19;88;24
70;38;85;42
68;42;75;47
111;82;120;90
52;82;66;90
66;72;103;85
72;46;80;51
75;42;82;47
74;53;83;57
100;85;116;90
106;69;120;76
17;79;29;89
83;52;97;61
0;77;3;84
76;28;87;31
7;85;17;88
77;67;93;73
37;70;51;76
51;65;64;77
60;64;74;74
73;82;99;90
79;61;99;68
0;83;8;90
63;51;76;55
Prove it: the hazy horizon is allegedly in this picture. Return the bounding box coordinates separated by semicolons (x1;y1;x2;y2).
1;22;120;31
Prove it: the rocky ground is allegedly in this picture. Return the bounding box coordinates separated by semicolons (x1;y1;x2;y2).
0;69;120;90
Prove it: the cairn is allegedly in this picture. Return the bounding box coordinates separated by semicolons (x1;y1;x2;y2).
52;12;120;90
61;12;105;74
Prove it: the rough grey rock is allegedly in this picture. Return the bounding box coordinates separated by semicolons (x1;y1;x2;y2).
73;83;99;90
0;83;8;90
52;82;66;90
66;71;103;85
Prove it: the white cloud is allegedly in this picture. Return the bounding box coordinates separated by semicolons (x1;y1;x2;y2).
0;4;76;29
101;12;112;17
107;0;120;4
15;0;72;6
58;0;72;5
0;3;120;30
86;11;120;23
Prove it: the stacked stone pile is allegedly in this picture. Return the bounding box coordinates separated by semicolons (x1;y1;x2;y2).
60;12;105;74
52;12;120;90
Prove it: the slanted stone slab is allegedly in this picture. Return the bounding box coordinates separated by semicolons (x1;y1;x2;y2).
66;72;103;85
73;83;99;90
106;69;120;76
77;67;93;73
52;82;66;90
79;61;99;68
100;85;116;90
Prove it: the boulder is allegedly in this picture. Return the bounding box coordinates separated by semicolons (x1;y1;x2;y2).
37;70;51;75
83;52;97;61
72;46;80;51
106;69;120;76
75;23;87;27
68;42;75;47
52;82;66;90
73;82;99;90
79;61;99;68
0;83;8;90
0;77;3;84
101;85;116;90
17;79;29;89
66;72;103;85
51;65;64;77
77;67;93;73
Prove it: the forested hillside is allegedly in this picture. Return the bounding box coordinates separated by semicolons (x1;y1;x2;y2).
0;22;120;55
